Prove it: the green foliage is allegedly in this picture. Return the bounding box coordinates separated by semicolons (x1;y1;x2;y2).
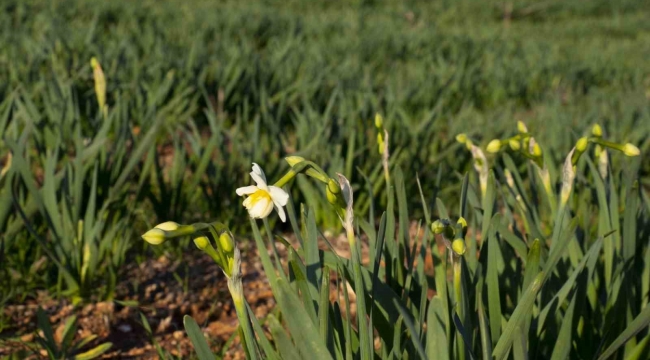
1;0;650;358
29;307;112;360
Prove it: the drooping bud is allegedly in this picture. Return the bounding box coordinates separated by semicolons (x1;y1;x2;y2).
456;133;468;144
457;217;467;235
142;229;166;245
219;232;235;253
508;138;521;151
531;143;543;157
375;113;384;129
486;139;502;154
572;137;589;165
623;143;640;157
592;124;603;137
452;238;466;256
141;221;180;245
193;236;210;250
517;121;528;134
431;220;445;235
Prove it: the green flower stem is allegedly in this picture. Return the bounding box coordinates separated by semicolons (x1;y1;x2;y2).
273;170;298;188
348;227;372;360
229;278;260;360
453;258;466;360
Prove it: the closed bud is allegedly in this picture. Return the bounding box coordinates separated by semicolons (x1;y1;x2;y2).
375;113;384;129
194;236;210;250
431;220;445;235
219;232;235;253
508;138;521;151
532;143;543;157
576;137;589;152
456;133;468;144
155;221;180;231
457;217;467;233
142;228;166;245
517;121;528;133
285;156;306;167
452;238;466;256
328;178;341;194
623;143;640;157
486;139;502;154
592;124;603;137
141;221;180;245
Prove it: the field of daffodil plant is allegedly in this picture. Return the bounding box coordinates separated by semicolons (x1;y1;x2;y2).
3;0;650;358
142;116;648;360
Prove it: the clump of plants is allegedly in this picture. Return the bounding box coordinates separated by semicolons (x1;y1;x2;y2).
149;118;645;359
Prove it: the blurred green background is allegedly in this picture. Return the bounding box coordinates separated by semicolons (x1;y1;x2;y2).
1;0;649;312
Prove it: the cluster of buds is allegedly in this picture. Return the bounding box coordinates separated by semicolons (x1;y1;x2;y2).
585;124;640;158
431;217;468;259
284;156;350;223
142;221;240;279
485;121;544;167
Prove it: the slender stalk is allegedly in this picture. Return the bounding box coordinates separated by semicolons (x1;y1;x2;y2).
453;258;466;360
229;276;260;360
348;227;372;360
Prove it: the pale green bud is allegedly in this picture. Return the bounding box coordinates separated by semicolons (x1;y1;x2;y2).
592;124;602;137
219;232;235;253
142;228;166;245
517;121;528;133
194;236;210;250
452;238;466;256
141;221;180;245
375;113;383;129
457;217;467;234
623;143;640;157
456;133;468;144
508;138;521;151
431;220;445;235
486;139;502;154
576;137;589;152
532;143;543;157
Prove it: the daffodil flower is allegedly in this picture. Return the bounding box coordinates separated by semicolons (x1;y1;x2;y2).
236;163;289;222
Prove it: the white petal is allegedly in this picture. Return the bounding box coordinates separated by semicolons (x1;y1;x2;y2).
251;163;266;182
250;171;267;190
268;186;289;206
275;203;286;222
236;185;258;196
250;198;273;218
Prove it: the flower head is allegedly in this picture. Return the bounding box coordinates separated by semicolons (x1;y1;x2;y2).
236;163;289;222
623;143;640;157
486;139;501;154
142;221;180;245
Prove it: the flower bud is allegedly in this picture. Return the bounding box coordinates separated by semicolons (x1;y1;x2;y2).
452;238;466;256
456;133;468;144
141;221;180;245
155;221;180;231
532;143;543;157
623;143;640;157
592;124;602;137
508;138;521;151
142;228;166;245
431;220;445;235
194;236;210;250
517;121;528;134
457;217;467;234
285;156;306;167
486;139;501;154
219;232;235;253
576;137;588;152
375;113;384;129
